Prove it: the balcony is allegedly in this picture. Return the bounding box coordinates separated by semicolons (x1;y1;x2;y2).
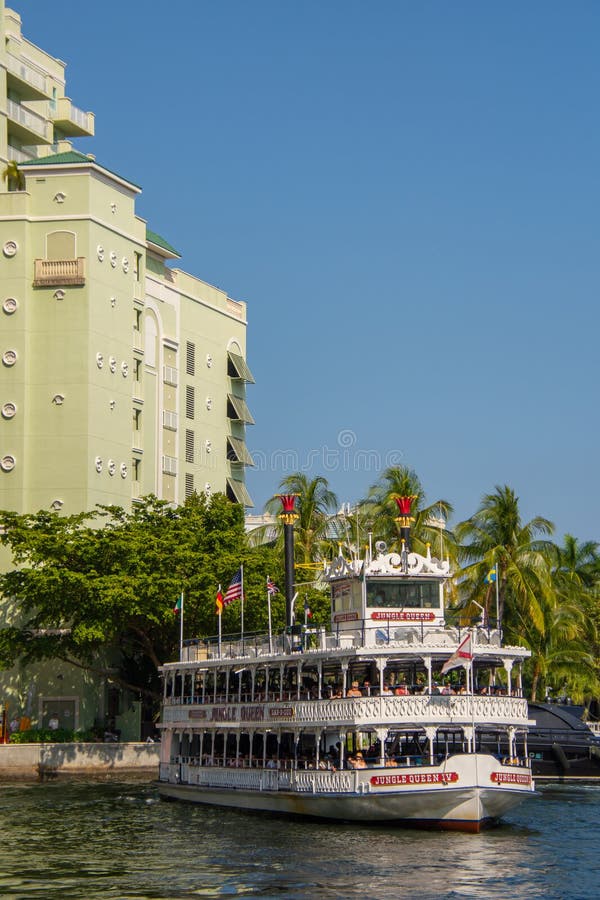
52;97;95;137
7;99;51;144
33;258;85;287
6;145;37;164
6;53;50;100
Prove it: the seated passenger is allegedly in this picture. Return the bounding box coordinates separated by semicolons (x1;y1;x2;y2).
353;752;368;769
381;683;393;696
385;755;398;767
347;681;362;698
394;684;409;695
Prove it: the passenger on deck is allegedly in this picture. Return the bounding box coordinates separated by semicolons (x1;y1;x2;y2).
352;752;368;769
381;683;393;696
394;685;409;695
385;755;398;767
347;681;362;698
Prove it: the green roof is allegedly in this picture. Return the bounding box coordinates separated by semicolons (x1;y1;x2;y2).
18;151;141;190
20;150;93;166
146;228;181;258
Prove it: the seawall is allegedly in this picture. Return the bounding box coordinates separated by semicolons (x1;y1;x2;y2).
0;742;160;782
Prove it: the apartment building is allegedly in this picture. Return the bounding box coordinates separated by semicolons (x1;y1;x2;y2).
0;4;254;738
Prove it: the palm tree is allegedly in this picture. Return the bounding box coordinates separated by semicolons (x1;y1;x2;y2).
359;466;454;562
455;485;555;634
256;473;339;566
2;160;25;192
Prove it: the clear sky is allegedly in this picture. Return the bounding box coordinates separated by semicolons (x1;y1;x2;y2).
15;1;600;540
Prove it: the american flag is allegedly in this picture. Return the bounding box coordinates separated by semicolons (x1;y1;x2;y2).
224;569;243;606
267;577;279;595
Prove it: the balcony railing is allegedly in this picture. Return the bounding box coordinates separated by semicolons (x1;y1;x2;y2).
52;98;95;137
6;54;49;97
6;145;36;164
7;99;51;141
33;258;85;287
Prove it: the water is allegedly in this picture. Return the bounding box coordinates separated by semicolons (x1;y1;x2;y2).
0;781;599;900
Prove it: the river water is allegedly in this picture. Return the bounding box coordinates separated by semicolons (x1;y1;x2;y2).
0;780;598;900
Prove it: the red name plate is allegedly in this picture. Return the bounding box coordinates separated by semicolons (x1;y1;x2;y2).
370;772;458;786
371;611;436;621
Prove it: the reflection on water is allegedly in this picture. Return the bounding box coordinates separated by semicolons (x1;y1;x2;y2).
0;781;599;899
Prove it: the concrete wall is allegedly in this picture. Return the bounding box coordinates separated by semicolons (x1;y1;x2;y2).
0;741;160;781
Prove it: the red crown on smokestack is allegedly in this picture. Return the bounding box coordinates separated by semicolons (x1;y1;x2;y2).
277;494;299;524
394;495;416;526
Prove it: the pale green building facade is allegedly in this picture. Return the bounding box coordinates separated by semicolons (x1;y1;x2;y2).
0;5;254;739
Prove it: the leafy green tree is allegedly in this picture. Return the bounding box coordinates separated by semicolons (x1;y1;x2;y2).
0;493;281;704
359;466;454;562
2;160;25;192
455;485;555;635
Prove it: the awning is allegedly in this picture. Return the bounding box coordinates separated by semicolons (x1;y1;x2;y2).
227;478;254;507
227;436;255;466
228;351;255;384
227;394;255;425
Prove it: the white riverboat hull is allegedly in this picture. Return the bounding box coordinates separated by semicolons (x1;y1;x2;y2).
157;753;533;833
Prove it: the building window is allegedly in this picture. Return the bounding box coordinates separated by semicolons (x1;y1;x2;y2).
132;458;140;480
163;410;178;430
186;341;195;376
134;251;142;282
162;455;177;475
185;473;194;497
186;386;195;420
133;408;141;430
163;365;178;386
185;429;194;463
134;359;142;381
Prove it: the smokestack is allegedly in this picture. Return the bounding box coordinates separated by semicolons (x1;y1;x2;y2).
394;496;416;551
278;494;299;627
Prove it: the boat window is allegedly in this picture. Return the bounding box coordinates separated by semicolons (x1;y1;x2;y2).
366;580;441;609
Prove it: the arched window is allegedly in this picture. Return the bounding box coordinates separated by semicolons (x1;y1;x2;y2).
46;230;76;260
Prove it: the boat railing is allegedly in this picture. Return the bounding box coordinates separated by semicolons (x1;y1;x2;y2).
161;693;530;726
179;623;503;662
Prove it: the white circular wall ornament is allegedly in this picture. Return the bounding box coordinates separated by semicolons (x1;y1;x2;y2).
2;402;16;419
108;459;116;476
52;394;65;405
54;289;65;300
95;456;103;473
1;455;16;472
97;245;105;262
3;298;18;314
110;296;116;308
110;202;117;214
205;439;212;453
2;350;17;367
206;354;213;368
121;361;128;377
110;251;117;268
206;397;212;410
54;192;66;204
109;399;116;410
120;463;128;478
96;352;104;369
3;241;17;258
109;356;116;373
204;482;211;494
50;499;64;510
122;257;129;273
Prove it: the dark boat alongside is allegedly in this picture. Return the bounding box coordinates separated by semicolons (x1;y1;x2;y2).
526;703;600;781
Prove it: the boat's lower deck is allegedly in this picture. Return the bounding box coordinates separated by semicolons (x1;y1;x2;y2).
157;753;533;831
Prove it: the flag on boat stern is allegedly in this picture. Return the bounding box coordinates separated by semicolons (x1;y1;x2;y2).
441;633;473;674
215;585;224;615
267;577;279;595
173;595;182;615
224;569;244;606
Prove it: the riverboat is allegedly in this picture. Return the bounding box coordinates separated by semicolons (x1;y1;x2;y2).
526;702;600;781
157;496;535;832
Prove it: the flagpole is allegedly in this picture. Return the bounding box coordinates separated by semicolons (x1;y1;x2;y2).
267;577;273;654
179;590;184;662
240;564;244;652
495;560;500;633
218;607;222;659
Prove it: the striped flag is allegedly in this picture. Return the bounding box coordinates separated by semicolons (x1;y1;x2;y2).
304;599;313;619
267;577;279;595
173;595;182;615
215;585;224;615
441;633;473;674
224;569;243;606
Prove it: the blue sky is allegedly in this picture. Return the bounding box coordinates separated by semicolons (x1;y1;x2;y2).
16;1;600;539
